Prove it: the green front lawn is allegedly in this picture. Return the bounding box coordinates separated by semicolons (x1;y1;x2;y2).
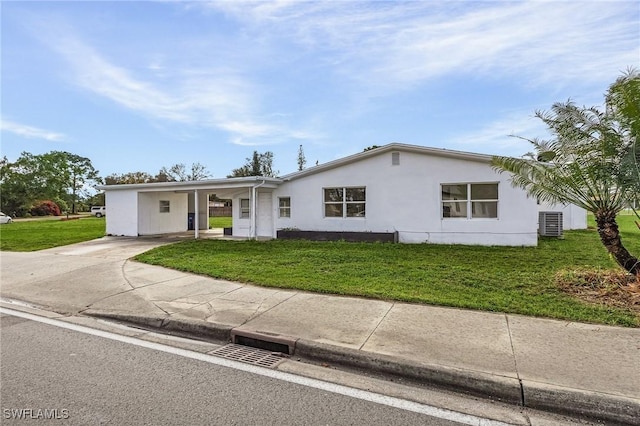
209;216;232;229
0;216;232;252
0;217;106;251
135;215;640;327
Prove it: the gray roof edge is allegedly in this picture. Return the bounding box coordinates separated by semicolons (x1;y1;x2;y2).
281;143;495;181
96;176;283;191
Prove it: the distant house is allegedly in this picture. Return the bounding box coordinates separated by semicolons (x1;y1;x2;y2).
98;143;586;246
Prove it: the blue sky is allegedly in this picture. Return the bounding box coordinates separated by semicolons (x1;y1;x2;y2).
1;1;638;179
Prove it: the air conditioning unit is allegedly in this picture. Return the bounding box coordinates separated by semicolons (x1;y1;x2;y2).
539;212;563;237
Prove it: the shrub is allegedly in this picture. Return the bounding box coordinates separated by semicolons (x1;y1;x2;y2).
53;197;69;213
30;200;62;216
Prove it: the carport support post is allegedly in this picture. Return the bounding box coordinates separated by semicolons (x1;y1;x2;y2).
194;190;200;239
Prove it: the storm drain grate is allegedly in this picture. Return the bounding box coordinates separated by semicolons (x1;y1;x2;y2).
210;344;286;368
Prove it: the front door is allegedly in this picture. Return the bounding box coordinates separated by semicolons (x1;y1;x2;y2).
256;192;273;237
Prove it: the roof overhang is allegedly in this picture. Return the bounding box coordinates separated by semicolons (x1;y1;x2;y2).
97;176;283;193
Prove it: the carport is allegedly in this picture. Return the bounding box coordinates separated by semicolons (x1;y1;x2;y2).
98;177;283;239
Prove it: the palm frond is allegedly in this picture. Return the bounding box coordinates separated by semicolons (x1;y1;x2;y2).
493;97;635;215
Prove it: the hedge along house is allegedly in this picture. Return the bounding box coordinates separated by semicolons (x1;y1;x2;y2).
99;143;586;246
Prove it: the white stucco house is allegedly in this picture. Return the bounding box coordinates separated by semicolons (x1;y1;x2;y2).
98;143;586;247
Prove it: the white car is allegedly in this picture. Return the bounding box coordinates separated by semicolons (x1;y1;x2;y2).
0;212;13;224
90;206;106;218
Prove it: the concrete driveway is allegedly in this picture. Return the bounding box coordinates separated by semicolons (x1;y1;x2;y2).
0;237;173;314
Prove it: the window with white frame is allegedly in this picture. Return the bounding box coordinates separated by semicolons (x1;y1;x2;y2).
279;197;291;218
442;183;498;219
159;200;170;213
239;198;250;218
324;187;366;218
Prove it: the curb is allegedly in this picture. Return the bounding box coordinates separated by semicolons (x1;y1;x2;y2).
522;381;640;426
294;338;523;404
296;339;640;425
84;312;640;425
83;311;233;343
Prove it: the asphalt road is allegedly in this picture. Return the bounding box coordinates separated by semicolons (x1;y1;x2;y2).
0;312;468;426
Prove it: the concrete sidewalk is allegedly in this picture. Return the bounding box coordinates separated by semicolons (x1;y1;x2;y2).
1;237;638;424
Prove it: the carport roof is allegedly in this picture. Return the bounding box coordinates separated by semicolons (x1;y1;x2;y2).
96;176;283;192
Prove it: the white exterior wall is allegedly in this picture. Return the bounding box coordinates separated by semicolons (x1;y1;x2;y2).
138;192;188;235
274;150;539;246
231;189;275;238
105;190;139;236
538;202;588;230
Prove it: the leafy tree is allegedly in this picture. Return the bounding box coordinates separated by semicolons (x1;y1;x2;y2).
105;164;210;186
84;192;105;208
104;170;176;185
0;155;32;216
297;145;307;171
0;151;100;215
228;151;279;177
249;151;262;176
492;72;639;277
153;171;172;183
105;171;155;185
49;151;101;213
1;152;57;216
159;162;211;182
260;151;277;177
52;197;69;213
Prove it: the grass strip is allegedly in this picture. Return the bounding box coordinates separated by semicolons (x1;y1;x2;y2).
0;217;106;251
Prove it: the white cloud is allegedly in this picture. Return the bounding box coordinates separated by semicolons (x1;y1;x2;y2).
0;118;66;142
35;26;313;146
20;1;637;152
207;1;638;92
449;111;550;156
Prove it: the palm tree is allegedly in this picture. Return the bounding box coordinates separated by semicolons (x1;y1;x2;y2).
607;69;640;224
492;73;639;277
